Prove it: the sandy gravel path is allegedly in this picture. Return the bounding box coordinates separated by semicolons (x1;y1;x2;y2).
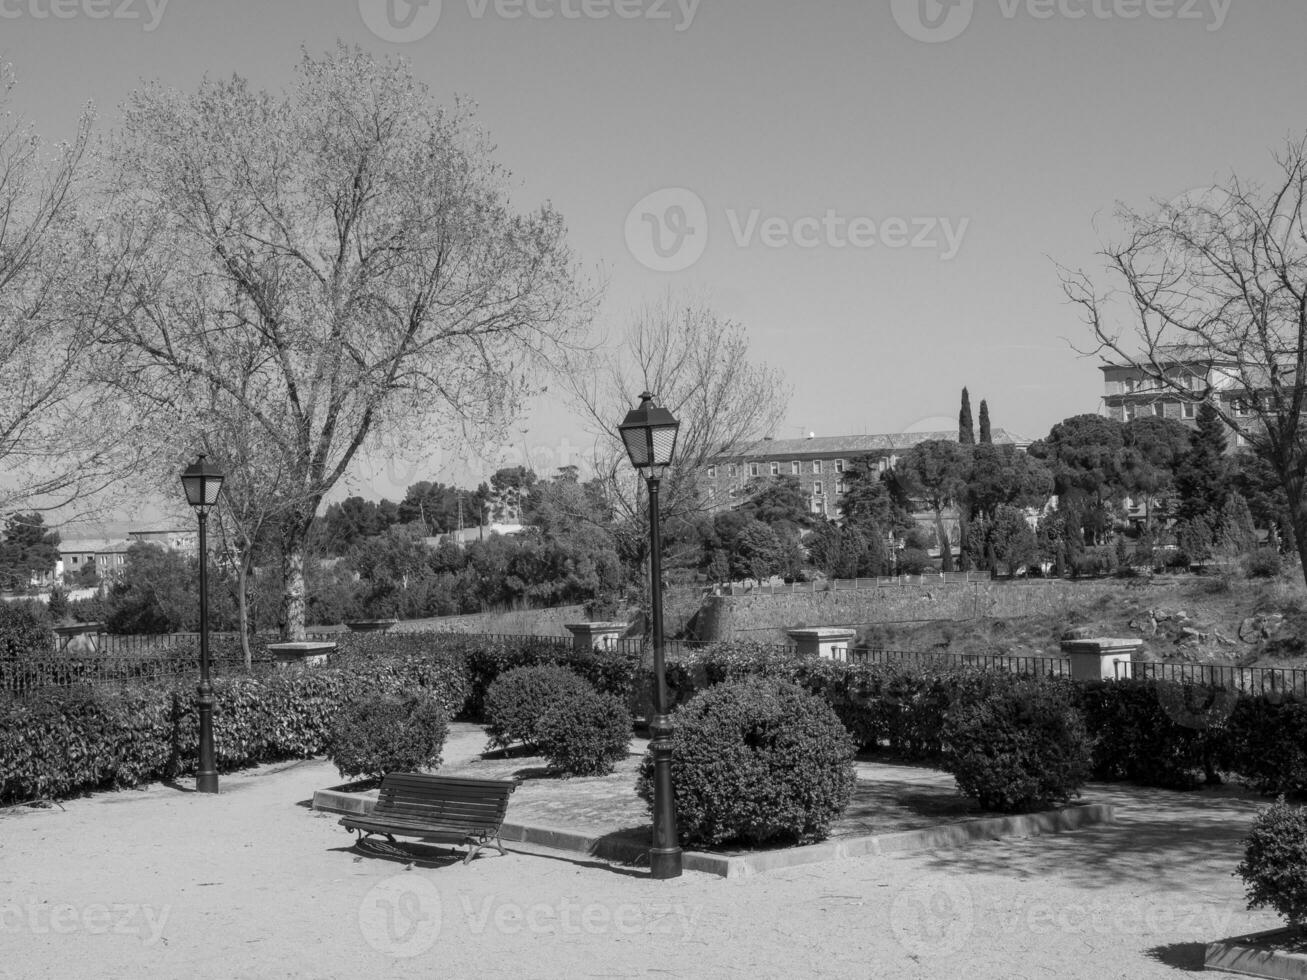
0;726;1283;979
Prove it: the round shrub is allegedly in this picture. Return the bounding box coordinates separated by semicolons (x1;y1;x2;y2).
536;687;632;777
1236;797;1307;930
941;677;1092;812
637;677;857;848
325;691;448;781
483;664;590;750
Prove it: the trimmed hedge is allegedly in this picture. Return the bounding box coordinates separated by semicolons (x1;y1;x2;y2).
326;691;448;780
537;687;632;777
1236;797;1307;930
8;629;1307;809
942;676;1093;811
483;664;591;751
637;677;857;848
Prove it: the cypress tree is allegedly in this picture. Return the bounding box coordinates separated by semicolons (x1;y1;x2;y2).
978;399;992;444
959;388;975;445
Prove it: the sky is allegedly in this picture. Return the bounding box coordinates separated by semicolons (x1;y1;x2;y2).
6;0;1305;529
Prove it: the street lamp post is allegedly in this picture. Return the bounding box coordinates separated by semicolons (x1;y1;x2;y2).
181;453;224;794
619;391;683;880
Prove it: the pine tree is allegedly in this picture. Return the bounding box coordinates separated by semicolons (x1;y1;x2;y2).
1176;401;1228;523
959;388;975;445
978;400;992;444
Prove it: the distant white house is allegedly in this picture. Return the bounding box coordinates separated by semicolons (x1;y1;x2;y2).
425;523;530;549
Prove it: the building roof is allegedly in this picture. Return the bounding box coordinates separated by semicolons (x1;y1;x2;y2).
59;538;132;555
713;429;1030;461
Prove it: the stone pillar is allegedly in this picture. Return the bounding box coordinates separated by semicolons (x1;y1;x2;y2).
267;641;337;669
786;627;859;661
1060;638;1142;681
564;622;629;654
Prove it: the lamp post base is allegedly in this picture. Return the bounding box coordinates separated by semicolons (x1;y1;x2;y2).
649;847;683;880
196;683;219;794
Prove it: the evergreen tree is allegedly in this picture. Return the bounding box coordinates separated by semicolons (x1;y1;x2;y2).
0;514;61;592
1217;492;1258;556
1176;402;1228;523
978;400;992;444
959;388;975;445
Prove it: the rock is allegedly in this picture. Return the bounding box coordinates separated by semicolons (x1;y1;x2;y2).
1180;627;1209;643
1237;614;1285;642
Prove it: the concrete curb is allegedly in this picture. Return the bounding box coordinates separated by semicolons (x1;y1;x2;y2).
507;803;1115;878
311;789;1114;878
1205;928;1307;979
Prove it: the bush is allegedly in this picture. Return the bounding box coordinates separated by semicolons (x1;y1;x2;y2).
0;601;51;658
1245;550;1283;579
1223;695;1307;797
1236;797;1307;930
483;664;591;750
536;687;631;776
942;676;1092;812
1076;678;1230;790
637;677;856;848
325;691;448;781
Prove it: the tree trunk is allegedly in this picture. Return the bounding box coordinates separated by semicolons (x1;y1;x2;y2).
935;511;953;572
237;556;252;669
280;538;308;641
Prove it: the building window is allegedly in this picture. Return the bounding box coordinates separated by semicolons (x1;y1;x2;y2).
1123;378;1137;393
835;459;846;473
1233;398;1252;417
1236;432;1247;447
728;464;737;477
836;479;847;494
1181;401;1196;419
791;461;800;475
1188;374;1204;391
706;465;716;479
812;460;822;475
1153;403;1165;417
770;461;779;476
1124;404;1137;421
813;481;823;496
749;462;760;477
71;556;79;565
878;457;889;472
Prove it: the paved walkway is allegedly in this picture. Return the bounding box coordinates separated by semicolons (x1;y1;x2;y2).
0;725;1284;979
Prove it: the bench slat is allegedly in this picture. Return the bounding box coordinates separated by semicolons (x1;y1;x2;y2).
375;802;507;819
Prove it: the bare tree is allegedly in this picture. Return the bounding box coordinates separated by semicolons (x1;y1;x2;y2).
90;46;593;638
0;65;129;522
1062;136;1307;581
570;293;790;527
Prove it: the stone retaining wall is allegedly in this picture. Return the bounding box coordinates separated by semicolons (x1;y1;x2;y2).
694;580;1128;643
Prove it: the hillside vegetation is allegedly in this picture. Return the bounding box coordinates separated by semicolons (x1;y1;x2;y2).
860;573;1307;668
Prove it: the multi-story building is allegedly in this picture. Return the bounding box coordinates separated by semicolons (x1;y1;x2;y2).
1099;359;1255;449
703;428;1030;521
56;539;132;581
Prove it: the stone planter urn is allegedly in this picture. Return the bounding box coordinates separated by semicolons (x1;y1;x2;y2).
52;622;105;654
267;641;337;669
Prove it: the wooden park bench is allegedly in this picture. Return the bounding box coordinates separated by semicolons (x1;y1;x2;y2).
339;773;518;865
